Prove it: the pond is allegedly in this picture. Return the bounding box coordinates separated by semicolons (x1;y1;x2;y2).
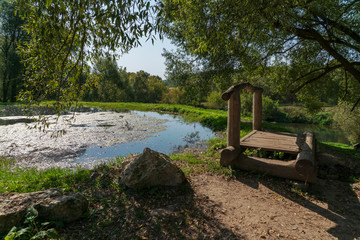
275;122;350;145
0;106;215;169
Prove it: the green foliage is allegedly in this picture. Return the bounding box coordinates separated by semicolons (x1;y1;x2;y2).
163;0;360;113
16;0;162;126
332;102;360;143
204;91;226;109
161;87;185;104
239;92;284;122
83;59;169;104
0;0;27;103
243;148;291;161
83;56;134;102
279;106;332;125
129;71;168;103
162;49;233;106
170;153;234;177
262;96;282;121
207;137;227;152
4;207;59;240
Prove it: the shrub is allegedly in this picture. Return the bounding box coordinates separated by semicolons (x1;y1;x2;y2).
332;102;360;144
262;96;283;121
161;87;185;104
204;91;227;109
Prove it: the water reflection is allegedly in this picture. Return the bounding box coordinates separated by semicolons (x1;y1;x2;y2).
74;111;214;163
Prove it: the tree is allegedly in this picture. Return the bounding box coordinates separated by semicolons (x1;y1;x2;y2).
87;56;133;102
162;0;360;109
162;49;234;105
0;0;26;102
130;70;167;103
16;0;162;115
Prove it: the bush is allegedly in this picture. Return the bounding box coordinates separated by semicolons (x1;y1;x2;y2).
240;92;253;116
204;91;227;109
312;111;332;125
161;87;185;104
262;96;283;121
332;102;360;144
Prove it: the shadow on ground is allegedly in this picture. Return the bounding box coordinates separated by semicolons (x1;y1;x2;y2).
60;166;244;240
234;155;360;240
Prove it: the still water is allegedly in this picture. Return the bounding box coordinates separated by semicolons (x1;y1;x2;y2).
0;106;215;168
74;111;215;163
275;122;350;144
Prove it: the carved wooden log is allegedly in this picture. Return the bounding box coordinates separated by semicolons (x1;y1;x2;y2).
295;131;316;178
253;90;262;130
227;91;241;147
222;82;263;101
232;155;317;183
220;146;241;167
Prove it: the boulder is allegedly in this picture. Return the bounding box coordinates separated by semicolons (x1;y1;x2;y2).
0;189;88;234
121;148;185;188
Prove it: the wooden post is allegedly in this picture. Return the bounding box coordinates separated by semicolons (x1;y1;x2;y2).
227;91;241;147
295;131;316;178
253;89;262;131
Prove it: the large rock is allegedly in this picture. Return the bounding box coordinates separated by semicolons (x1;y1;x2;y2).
0;189;88;234
121;148;185;188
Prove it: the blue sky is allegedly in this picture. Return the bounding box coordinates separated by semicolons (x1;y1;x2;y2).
117;37;176;80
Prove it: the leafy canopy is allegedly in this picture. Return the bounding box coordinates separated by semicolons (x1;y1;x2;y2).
16;0;162;116
162;0;360;108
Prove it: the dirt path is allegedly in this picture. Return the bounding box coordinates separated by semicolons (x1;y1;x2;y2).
192;174;360;240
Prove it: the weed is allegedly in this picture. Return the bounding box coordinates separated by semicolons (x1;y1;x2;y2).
3;207;60;240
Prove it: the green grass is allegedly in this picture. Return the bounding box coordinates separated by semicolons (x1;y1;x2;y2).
0;156;126;194
318;142;360;164
0;157;90;193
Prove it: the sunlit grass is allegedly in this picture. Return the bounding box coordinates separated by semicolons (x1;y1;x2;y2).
0;156;91;193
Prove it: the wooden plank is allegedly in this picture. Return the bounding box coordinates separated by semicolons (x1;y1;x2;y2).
240;130;258;142
240;130;300;154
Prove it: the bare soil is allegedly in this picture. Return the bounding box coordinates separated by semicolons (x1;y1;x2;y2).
58;150;360;240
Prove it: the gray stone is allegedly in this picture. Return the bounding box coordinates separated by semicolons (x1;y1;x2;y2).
121;148;185;189
0;189;88;234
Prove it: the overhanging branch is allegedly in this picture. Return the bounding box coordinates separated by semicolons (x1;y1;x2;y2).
291;62;360;93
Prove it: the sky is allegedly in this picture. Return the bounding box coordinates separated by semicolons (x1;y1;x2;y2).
116;37;176;80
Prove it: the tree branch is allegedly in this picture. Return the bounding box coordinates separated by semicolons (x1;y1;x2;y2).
291;62;360;93
296;27;360;85
351;97;360;112
291;64;343;93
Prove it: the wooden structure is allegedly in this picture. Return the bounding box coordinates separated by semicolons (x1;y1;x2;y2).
220;83;317;183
